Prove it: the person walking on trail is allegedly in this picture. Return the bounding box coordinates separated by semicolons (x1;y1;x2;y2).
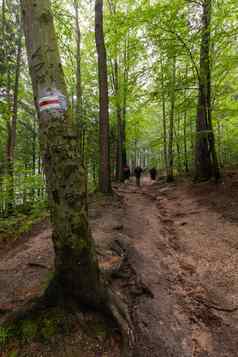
134;166;143;187
149;167;157;181
123;164;130;182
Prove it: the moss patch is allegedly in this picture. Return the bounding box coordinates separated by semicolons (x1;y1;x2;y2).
2;306;121;357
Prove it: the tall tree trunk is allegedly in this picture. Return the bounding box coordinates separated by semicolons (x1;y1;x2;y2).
183;111;189;173
114;59;123;182
183;67;189;173
195;0;220;181
95;0;111;193
21;0;105;307
74;0;84;159
160;57;168;175
122;37;129;167
167;56;176;182
32;116;37;175
217;119;223;168
107;1;124;181
6;29;22;214
175;113;181;173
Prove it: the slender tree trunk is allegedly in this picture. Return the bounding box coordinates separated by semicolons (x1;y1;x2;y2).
107;1;124;181
95;0;111;193
6;30;22;214
122;37;129;167
217;119;223;168
114;59;123;181
183;111;189;173
175;114;181;173
195;0;220;181
167;56;176;182
32;116;37;175
74;0;84;159
160;57;168;175
21;0;106;307
183;67;189;173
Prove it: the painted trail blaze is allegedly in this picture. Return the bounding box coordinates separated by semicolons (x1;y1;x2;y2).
39;95;61;112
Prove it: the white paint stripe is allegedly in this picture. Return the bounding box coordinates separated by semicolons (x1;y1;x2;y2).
39;96;59;104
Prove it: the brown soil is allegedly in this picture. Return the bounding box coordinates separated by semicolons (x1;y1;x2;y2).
1;173;238;356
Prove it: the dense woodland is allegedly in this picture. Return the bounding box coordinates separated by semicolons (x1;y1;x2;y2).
1;0;237;217
1;1;238;356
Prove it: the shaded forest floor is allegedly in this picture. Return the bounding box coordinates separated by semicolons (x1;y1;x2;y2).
1;172;238;356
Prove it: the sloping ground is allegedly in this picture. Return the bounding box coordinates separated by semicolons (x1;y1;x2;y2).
0;198;123;357
116;175;238;357
1;173;238;356
0;221;53;316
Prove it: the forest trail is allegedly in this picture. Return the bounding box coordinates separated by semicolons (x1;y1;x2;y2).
115;177;238;357
1;176;238;356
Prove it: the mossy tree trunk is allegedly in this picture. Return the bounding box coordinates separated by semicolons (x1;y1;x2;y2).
21;0;105;307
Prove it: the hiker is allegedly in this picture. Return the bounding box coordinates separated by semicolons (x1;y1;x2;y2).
149;167;157;181
123;164;131;182
134;166;143;187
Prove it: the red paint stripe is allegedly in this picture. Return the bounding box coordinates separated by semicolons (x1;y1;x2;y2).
39;99;60;107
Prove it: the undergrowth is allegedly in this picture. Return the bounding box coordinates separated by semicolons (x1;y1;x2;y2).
0;306;117;356
0;203;49;245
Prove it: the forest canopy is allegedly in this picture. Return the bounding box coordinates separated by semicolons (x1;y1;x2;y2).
0;0;238;215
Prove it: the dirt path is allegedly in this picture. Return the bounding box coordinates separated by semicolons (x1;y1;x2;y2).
1;177;238;356
0;221;53;316
116;179;238;357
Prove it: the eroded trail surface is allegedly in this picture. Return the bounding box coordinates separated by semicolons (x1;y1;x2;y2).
116;178;238;357
1;176;238;356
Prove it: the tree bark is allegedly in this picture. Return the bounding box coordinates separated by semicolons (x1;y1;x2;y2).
122;37;129;167
114;59;124;181
160;57;168;175
5;24;22;214
21;0;105;307
183;111;189;173
195;0;220;181
175;114;181;173
95;0;112;193
167;56;176;182
74;0;84;159
107;1;123;182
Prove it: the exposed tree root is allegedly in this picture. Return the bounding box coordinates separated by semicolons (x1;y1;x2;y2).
106;288;134;357
194;297;238;313
1;255;135;357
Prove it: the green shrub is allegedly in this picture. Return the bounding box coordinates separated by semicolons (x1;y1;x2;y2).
0;326;10;347
21;320;38;342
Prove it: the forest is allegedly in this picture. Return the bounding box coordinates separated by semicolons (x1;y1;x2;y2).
0;0;238;356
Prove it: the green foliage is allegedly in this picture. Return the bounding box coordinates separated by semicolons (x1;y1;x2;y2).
0;171;46;218
41;318;57;341
1;0;238;213
21;320;38;342
0;208;49;244
41;271;55;290
8;351;18;357
0;327;10;347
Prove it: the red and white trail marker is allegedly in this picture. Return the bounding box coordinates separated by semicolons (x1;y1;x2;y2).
38;95;61;112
